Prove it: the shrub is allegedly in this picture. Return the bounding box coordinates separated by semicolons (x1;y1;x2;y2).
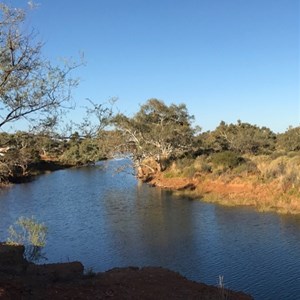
174;157;195;170
210;151;243;170
263;157;288;179
270;151;286;160
280;171;299;192
85;267;96;278
6;216;48;262
163;171;177;178
287;151;300;158
232;160;258;175
194;155;212;173
182;165;197;178
200;163;212;173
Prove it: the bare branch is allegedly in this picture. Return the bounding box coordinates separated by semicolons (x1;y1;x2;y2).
0;4;82;130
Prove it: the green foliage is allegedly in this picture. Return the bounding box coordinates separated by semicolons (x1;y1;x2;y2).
60;137;105;165
34;133;64;158
211;151;243;169
181;165;197;178
0;128;113;182
0;131;42;181
194;155;212;173
163;156;212;178
163;171;177;178
7;216;47;247
113;99;198;168
7;216;48;262
174;157;195;170
207;120;276;155
232;160;258;175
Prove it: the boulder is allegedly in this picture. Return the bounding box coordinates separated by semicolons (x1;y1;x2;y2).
0;243;27;275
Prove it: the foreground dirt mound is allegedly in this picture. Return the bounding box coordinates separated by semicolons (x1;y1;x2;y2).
0;244;253;300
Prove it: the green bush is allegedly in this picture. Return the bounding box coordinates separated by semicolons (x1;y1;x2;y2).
194;155;212;173
210;151;243;169
232;160;258;175
182;165;197;178
163;171;177;178
270;151;286;160
174;157;195;171
6;216;48;262
199;163;212;173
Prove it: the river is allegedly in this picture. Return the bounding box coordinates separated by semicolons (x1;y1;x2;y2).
0;159;300;299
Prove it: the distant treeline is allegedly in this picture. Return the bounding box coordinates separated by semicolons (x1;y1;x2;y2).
0;99;299;185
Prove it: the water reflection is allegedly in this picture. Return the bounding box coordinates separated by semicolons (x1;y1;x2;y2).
0;160;300;300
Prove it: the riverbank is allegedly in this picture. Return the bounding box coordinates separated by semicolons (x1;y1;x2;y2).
1;159;83;185
146;171;300;214
0;243;253;299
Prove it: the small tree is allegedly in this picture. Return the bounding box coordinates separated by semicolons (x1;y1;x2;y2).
7;216;48;262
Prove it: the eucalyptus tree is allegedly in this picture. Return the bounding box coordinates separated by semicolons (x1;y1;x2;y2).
210;120;276;155
0;3;81;130
0;3;81;181
113;98;199;172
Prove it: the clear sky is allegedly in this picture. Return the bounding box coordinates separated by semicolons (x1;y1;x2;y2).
5;0;300;133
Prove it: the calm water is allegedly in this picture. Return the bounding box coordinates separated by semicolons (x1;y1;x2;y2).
0;160;300;300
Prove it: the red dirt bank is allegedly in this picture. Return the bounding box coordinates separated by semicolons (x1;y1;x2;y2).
147;172;300;214
0;244;253;300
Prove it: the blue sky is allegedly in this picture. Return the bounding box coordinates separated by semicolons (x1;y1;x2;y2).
5;0;300;133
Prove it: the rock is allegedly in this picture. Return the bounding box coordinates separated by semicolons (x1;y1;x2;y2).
0;243;27;275
0;243;26;265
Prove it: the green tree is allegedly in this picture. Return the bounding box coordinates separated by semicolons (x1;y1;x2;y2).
0;131;41;181
113;99;198;171
34;133;63;159
0;3;82;182
61;136;105;165
209;120;276;154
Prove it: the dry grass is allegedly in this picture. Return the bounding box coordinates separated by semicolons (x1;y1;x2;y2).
157;154;300;214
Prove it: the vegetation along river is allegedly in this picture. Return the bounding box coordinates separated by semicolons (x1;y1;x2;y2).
0;159;300;300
